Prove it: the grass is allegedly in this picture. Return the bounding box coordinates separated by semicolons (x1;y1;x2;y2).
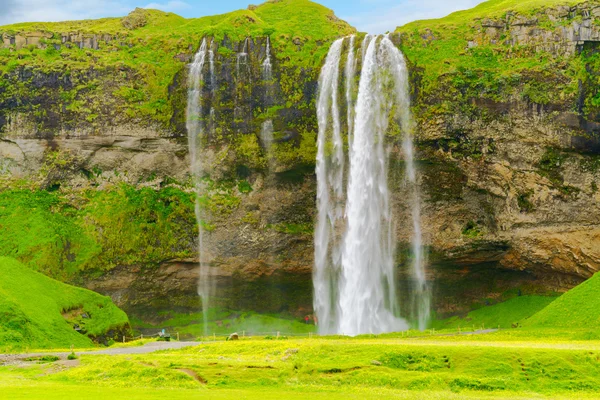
0;257;130;352
526;273;600;329
432;296;558;330
3;333;600;398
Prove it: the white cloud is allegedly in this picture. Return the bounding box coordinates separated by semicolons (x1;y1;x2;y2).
342;0;485;33
143;0;190;12
0;0;132;25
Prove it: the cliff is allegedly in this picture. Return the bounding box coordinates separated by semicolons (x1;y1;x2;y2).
1;0;599;324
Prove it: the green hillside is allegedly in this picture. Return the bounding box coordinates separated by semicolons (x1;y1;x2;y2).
0;0;354;128
0;257;130;351
526;273;600;329
432;295;558;330
396;0;599;125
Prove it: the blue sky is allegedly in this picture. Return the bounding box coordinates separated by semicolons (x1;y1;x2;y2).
0;0;486;33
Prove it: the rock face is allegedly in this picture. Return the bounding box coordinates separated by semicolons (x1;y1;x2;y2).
2;2;600;323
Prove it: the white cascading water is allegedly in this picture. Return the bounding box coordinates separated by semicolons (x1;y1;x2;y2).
314;38;345;334
186;38;212;335
314;35;429;335
381;37;430;330
345;35;356;152
237;38;249;77
209;43;216;94
262;36;274;155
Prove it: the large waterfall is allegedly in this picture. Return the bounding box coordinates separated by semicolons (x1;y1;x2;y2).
314;35;429;335
186;38;212;335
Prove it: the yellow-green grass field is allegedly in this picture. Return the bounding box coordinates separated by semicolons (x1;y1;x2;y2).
3;331;600;399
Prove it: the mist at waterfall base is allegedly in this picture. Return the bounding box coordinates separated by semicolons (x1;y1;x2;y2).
314;35;430;336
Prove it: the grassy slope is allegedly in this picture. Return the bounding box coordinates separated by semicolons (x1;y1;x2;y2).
0;257;129;351
526;273;600;328
0;0;354;126
432;296;557;330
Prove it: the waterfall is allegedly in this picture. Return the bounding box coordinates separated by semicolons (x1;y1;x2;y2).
209;43;216;94
260;119;274;153
314;35;429;335
380;37;430;330
262;37;274;155
237;37;249;77
263;36;272;80
314;38;345;334
345;35;356;152
186;38;212;335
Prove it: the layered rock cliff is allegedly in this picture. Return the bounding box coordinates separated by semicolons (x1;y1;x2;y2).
1;0;599;324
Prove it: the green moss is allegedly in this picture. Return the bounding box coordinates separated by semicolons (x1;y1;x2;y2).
517;191;535;213
0;184;196;280
461;220;483;238
268;222;313;235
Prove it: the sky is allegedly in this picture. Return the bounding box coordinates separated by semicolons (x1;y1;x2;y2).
0;0;486;33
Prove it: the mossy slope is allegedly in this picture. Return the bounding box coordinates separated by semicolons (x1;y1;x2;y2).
526;273;600;328
0;257;130;350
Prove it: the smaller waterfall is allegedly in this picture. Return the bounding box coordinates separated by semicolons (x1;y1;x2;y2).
209;107;216;138
260;119;274;152
263;36;272;80
262;36;274;156
237;38;249;77
361;34;372;65
209;42;216;94
381;36;430;330
186;38;212;335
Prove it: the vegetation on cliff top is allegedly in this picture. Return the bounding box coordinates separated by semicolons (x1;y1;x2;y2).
0;0;354;129
396;0;599;122
0;257;130;351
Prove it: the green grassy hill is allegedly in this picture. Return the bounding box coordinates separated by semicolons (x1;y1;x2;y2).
432;295;557;330
525;273;600;329
0;257;130;351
